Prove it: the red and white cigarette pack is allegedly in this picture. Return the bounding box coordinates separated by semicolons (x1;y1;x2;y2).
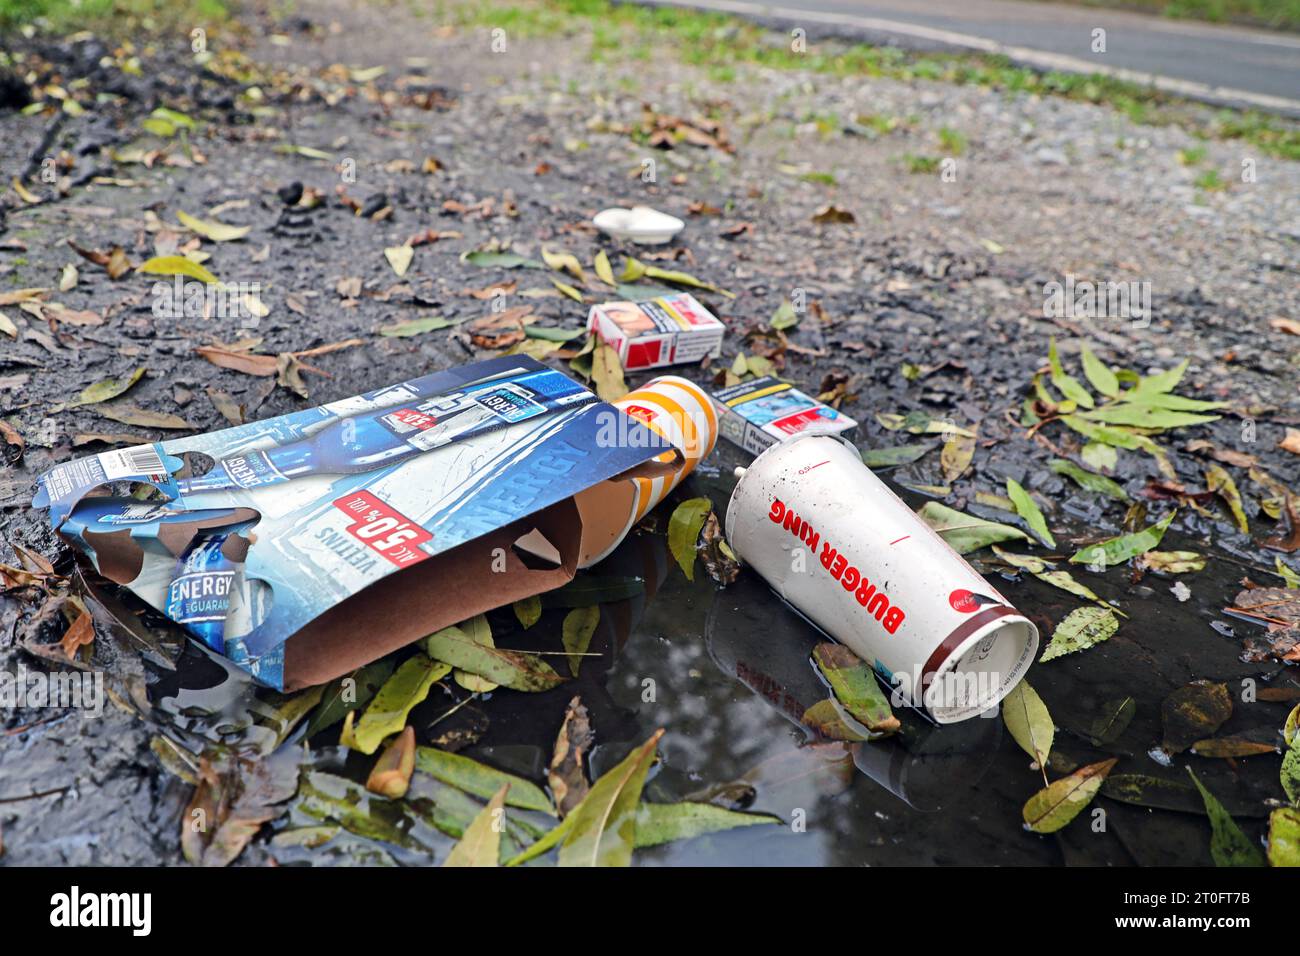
586;293;725;371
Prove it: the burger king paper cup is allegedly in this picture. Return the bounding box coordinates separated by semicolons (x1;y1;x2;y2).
579;376;718;568
725;433;1038;723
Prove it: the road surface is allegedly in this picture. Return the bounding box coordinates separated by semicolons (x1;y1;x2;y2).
639;0;1300;114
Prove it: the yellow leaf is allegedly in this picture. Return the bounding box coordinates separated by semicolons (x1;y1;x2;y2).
176;210;251;242
137;255;220;285
384;244;414;278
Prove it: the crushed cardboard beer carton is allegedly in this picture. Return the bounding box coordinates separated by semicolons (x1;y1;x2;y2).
34;356;689;691
586;292;724;370
710;376;857;455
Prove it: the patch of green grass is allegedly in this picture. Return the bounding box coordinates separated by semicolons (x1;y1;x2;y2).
1025;0;1300;31
1194;168;1228;189
1178;144;1207;165
0;0;228;34
903;154;941;174
448;0;1300;159
799;170;837;185
938;125;967;155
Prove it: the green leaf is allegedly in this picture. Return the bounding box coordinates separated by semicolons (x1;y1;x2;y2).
1049;458;1128;502
562;605;600;677
377;315;463;337
513;595;542;628
1002;680;1053;766
633;802;780;849
423;625;565;692
1133;359;1188;395
1080;442;1117;473
811;642;899;733
1080;404;1219;429
916;502;1028;554
1006;478;1055;548
461;250;544;269
1083;696;1136;746
634;260;734;299
861;443;934;469
1079;343;1119;398
349;653;450;754
524;325;585;342
1040;606;1119;662
1282;748;1300;805
668;497;712;580
1022;758;1116;833
1285;702;1299;748
138;255;219;285
541;575;645;608
442;784;508;867
800;699;872;741
1186;767;1266;867
557;729;664;867
769;300;798;330
415;747;555;814
876;412;975;437
1069;511;1174;567
93;404;191;430
1048;337;1094;409
593;249;615;286
1276;558;1300;589
1267;807;1300;866
1204;463;1249;534
940;432;976;483
62;366;146;409
305;658;396;737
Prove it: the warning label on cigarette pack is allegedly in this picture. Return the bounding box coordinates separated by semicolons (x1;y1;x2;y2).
710;377;857;453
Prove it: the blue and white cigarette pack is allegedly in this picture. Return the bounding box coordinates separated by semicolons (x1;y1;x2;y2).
36;357;674;689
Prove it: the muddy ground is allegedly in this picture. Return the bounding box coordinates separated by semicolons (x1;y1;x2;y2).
1;0;1298;866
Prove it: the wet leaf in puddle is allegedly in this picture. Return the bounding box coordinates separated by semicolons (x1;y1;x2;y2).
1048;459;1128;502
1282;748;1300;805
1002;680;1053;766
1101;773;1211;814
557;729;663;867
1204;463;1248;534
350;652;450;754
699;511;740;585
1039;606;1119;662
1083;696;1136;746
549;696;594;818
668;497;712;580
513;594;542;628
541;575;644;608
366;725;417;799
633;802;780;849
1285;703;1299;747
443;784;508;867
182;747;301;867
1267;808;1300;866
415;746;555;814
1022;758;1116;833
423;624;564;692
1190;734;1278;758
562;605;600;677
1136;550;1206;574
801;699;871;742
812;642;898;734
1186;767;1265;867
916;502;1027;554
1006;478;1055;548
1069;511;1174;568
305;658;396;738
861;443;933;469
1161;681;1232;754
295;770;424;849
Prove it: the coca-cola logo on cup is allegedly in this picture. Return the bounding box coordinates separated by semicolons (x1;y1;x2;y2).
949;589;979;614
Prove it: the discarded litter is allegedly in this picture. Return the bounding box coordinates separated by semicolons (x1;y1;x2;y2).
710;375;857;454
35;356;695;690
725;433;1039;723
587;292;724;371
591;205;685;244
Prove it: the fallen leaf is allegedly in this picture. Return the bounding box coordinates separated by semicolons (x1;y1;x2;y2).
1006;478;1055;548
1069;512;1174;568
549;696;594;817
556;729;663;867
668;497;711;581
1022;758;1116;833
561;605;600;677
812;642;898;733
60;366;146;409
384;243;414;277
177;210;250;242
415;747;554;813
1162;681;1233;754
138;255;219;285
1186;767;1265;866
916;502;1028;554
1002;680;1053;767
365;725;416;798
347;652;450;754
1039;606;1119;662
1281;429;1300;456
633;802;779;848
591;342;627;401
442;784;508;867
1204;463;1249;534
423;624;564;692
195;344;278;376
1049;458;1128;501
1267;807;1300;866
